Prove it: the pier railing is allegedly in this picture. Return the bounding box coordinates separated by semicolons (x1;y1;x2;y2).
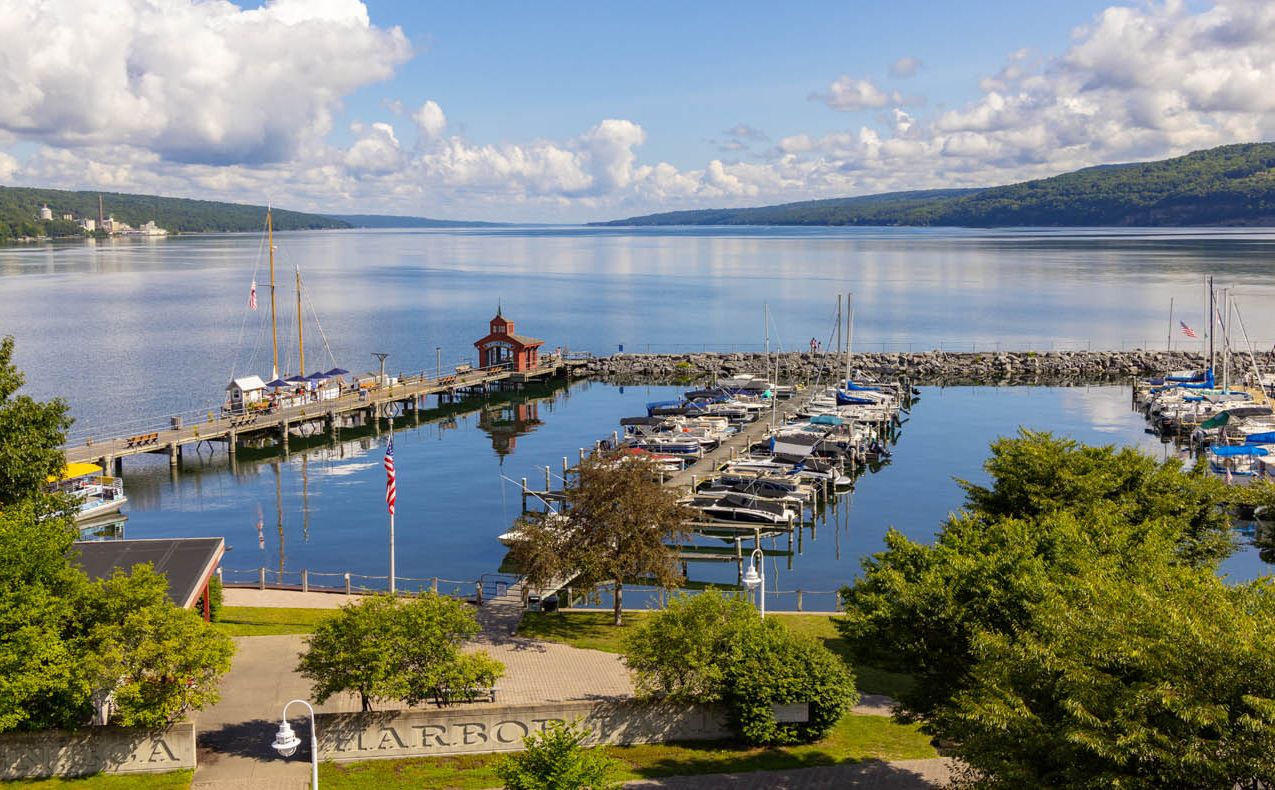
557;582;846;614
219;567;513;602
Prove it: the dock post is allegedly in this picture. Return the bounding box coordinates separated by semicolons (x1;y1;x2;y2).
227;431;237;455
611;430;619;448
476;581;483;606
259;567;266;590
563;456;569;480
796;589;803;612
431;577;438;594
690;474;697;490
279;421;289;452
344;573;351;595
301;569;309;593
521;478;528;512
168;443;179;466
545;465;551;495
579;447;586;464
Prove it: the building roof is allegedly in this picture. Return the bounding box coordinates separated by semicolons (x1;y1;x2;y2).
71;537;224;609
228;375;266;392
507;334;544;347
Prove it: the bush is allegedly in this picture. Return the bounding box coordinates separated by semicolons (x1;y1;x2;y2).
623;591;858;746
196;574;223;622
724;619;858;745
497;720;619;790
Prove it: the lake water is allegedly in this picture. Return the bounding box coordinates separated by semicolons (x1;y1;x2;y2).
0;227;1270;597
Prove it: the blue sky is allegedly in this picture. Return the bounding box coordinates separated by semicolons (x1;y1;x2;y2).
0;0;1265;221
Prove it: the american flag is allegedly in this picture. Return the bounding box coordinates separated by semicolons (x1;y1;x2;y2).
384;436;397;516
1180;320;1197;338
249;279;258;310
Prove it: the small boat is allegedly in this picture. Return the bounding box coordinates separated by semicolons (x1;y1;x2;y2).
47;462;127;522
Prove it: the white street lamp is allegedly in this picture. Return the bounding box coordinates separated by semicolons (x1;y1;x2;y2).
272;698;318;789
741;547;765;618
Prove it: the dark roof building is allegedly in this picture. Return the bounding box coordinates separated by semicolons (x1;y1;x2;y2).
474;306;544;373
72;537;224;620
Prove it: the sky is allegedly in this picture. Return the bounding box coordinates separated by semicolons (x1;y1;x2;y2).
1;0;1272;222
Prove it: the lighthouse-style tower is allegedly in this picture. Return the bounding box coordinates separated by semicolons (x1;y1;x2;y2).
474;305;544;372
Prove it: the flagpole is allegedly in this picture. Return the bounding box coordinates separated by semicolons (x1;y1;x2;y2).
388;415;396;595
1167;297;1174;352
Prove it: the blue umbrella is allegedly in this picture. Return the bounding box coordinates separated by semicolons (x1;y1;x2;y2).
285;375;308;385
324;367;350;377
265;378;290;388
306;371;329;381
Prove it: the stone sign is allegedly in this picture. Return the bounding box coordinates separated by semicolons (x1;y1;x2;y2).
771;702;810;723
317;699;730;761
0;721;195;779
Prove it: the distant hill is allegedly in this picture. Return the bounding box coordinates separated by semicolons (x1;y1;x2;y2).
0;186;348;241
595;143;1275;227
330;213;506;228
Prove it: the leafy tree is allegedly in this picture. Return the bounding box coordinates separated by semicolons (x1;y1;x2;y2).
0;335;73;507
496;720;620;790
506;451;694;626
945;573;1275;789
623;591;759;702
840;430;1235;719
297;593;502;711
74;566;235;728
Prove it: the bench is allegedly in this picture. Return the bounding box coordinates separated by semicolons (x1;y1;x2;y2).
124;432;160;448
435;686;499;705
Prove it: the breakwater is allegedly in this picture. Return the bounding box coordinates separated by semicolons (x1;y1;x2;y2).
576;350;1263;386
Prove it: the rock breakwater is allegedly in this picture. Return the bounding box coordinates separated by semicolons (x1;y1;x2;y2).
574;350;1254;386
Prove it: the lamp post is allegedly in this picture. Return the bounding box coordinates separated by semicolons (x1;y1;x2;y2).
372;352;389;388
272;698;318;789
435;346;441;381
741;547;765;618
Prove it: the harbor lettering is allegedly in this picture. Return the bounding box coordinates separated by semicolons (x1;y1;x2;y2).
493;720;529;744
376;728;406;750
461;723;487;745
413;724;450;747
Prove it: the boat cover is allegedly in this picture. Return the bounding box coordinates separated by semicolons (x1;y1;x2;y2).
1244;432;1275;444
1212;445;1270;457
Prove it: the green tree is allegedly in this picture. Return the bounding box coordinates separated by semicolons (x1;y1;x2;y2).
297;593;503;711
506;452;694;625
0;335;73;507
74;565;235;728
496;720;620;790
623;590;759;702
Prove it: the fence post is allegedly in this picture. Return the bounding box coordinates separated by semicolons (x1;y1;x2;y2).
432;577;439;594
566;586;572;607
301;569;308;593
476;580;484;606
796;589;803;612
258;567;266;590
344;572;351;595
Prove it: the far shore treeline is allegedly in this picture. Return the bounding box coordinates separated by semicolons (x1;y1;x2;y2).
597;142;1275;228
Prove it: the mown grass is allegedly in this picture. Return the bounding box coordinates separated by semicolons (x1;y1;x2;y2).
2;770;192;789
212;606;335;636
321;714;935;789
517;611;914;699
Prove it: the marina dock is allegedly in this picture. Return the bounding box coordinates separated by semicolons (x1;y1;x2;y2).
65;359;587;471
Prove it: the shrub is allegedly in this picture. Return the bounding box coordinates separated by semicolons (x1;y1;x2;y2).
497;720;620;790
623;591;757;702
196;574;223;622
724;619;858;745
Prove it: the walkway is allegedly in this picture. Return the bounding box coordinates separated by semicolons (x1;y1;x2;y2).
196;589;946;789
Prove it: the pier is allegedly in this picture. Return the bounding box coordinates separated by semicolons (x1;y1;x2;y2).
64;359;587;471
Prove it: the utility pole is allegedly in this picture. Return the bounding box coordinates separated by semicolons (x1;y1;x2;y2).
372;352;389;388
436;346;441;380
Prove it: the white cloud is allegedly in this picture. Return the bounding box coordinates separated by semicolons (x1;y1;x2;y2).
816;76;901;112
889;57;922;78
0;0;410;165
344;122;403;175
412;101;447;141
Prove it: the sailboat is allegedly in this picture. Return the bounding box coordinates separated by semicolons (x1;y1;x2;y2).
224;209;348;416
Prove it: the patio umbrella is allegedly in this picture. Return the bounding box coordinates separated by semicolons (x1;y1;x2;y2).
265;378;290;388
285;375;308;385
324;367;350;377
306;371;329;381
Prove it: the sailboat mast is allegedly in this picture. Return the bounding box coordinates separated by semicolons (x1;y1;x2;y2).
1207;275;1215;374
844;291;853;383
764;302;769;355
268;209;279;380
296;265;305;377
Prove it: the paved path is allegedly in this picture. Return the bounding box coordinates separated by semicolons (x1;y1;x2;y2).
198;589;937;789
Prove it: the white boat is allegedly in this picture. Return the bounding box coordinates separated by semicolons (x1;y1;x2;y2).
47;463;126;522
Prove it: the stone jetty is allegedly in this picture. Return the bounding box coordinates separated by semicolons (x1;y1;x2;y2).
575;350;1265;386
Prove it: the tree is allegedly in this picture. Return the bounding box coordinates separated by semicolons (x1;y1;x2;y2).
506;451;694;625
74;565;234;728
496;720;620;790
623;590;759;702
0;335;73;507
297;593;503;711
624;591;857;746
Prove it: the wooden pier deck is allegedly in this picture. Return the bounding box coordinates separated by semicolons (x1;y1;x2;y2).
661;396;808;491
64;360;585;469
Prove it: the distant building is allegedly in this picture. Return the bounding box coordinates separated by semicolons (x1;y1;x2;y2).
78;218;96;232
139;220;168;236
474;306;544;372
38;204;52;221
61;212;73;221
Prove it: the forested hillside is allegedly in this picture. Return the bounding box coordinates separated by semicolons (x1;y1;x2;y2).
597;143;1275;227
0;186;348;242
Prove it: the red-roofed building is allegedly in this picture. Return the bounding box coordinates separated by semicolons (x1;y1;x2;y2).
474;307;544;372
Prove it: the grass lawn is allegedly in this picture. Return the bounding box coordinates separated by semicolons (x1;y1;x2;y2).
212;606;335;636
2;770;192;788
321;714;935;789
517;611;914;699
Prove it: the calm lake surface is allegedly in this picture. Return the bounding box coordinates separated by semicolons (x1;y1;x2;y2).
0;227;1270;595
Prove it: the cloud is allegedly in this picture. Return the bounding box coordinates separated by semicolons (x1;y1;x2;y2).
412;101;447;141
815;76;901;112
889;57;922;78
0;0;410;165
